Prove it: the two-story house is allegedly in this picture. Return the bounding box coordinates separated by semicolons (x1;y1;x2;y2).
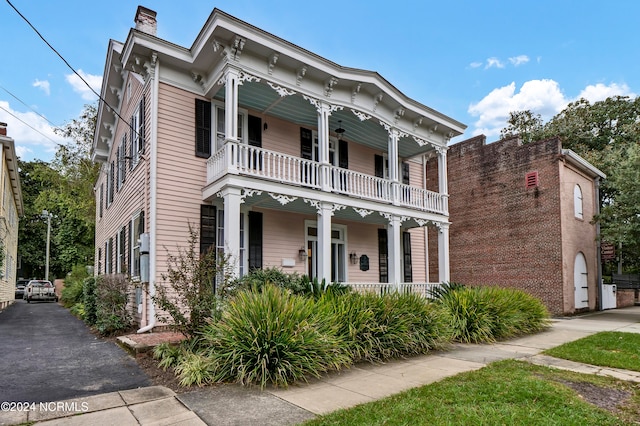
93;6;465;331
0;123;23;309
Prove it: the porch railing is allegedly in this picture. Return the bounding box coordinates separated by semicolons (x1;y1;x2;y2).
206;141;448;215
342;282;443;299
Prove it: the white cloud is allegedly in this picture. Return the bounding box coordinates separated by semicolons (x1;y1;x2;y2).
577;82;636;103
33;79;51;96
469;62;483;69
65;70;102;101
0;100;66;161
467;80;637;138
485;57;505;69
508;55;529;66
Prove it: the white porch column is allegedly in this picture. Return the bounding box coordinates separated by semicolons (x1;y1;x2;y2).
224;67;240;141
317;102;332;191
437;222;450;283
388;129;400;205
437;146;448;195
222;187;242;278
387;215;402;286
317;201;333;284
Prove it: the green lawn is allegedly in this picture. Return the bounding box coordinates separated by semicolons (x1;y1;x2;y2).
303;360;640;425
543;331;640;372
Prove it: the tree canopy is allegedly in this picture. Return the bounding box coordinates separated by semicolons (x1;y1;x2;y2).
18;103;99;280
501;96;640;272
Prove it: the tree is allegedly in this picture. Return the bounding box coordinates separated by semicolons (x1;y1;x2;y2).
501;96;640;271
18;103;99;279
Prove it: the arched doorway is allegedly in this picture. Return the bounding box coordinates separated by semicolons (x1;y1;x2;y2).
574;252;589;309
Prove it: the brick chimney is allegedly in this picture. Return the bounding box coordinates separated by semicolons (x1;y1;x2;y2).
0;122;7;137
135;6;157;36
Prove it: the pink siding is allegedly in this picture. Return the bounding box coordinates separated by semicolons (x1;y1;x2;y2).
259;208;308;275
336;220;380;282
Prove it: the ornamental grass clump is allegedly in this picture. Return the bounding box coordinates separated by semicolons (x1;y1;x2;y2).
200;284;350;388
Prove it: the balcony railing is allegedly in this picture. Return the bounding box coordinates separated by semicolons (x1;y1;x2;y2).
207;141;448;215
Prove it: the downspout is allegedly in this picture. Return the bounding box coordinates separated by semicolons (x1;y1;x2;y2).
595;176;603;311
138;53;159;333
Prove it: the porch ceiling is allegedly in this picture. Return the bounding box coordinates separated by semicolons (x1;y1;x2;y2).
213;81;434;159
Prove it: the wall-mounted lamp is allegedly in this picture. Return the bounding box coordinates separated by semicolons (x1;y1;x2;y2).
263;122;268;131
299;246;308;261
349;251;358;265
335;120;345;140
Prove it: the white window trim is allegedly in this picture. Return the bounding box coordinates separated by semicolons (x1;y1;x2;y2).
304;220;348;282
213;101;248;152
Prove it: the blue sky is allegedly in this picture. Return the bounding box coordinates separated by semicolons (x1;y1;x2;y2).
1;0;638;162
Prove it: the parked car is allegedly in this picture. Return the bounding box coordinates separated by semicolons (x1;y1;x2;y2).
24;280;58;303
15;279;29;300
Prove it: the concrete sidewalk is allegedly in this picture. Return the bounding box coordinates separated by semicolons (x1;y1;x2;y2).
2;306;639;425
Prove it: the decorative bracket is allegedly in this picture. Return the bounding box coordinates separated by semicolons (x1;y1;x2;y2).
351;83;361;103
191;71;205;89
413;117;423;129
238;71;260;85
351;109;371;122
353;207;373;218
394;108;405;124
373;93;384;112
268;53;279;75
241;189;262;204
231;35;246;61
296;65;307;86
269;192;297;205
267;81;296;97
303;95;343;114
324;77;338;97
303;199;345;216
379;212;409;224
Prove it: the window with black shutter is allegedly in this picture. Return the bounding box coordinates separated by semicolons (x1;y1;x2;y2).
300;128;313;160
338;140;348;169
378;228;388;283
195;99;212;157
402;162;410;185
99;183;103;218
403;231;412;282
248;115;262;147
108;237;114;274
248;211;263;270
200;205;216;255
375;154;384;178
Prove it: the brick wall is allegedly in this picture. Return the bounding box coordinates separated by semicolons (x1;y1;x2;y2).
616;289;637;308
445;135;567;315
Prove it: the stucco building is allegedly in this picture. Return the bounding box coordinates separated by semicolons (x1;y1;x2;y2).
92;6;466;330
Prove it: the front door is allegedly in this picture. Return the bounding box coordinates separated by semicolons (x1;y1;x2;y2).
306;222;346;283
574;252;589;309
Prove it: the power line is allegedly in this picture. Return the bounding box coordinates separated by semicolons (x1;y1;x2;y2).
0;104;59;145
0;84;60;129
6;0;140;139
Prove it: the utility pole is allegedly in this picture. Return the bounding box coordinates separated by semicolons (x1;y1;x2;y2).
42;210;52;281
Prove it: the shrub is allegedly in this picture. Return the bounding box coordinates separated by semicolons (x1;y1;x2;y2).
83;277;97;325
226;267;307;297
153;223;228;339
94;274;132;336
431;284;550;343
153;342;184;371
69;302;85;319
61;264;91;307
201;284;349;388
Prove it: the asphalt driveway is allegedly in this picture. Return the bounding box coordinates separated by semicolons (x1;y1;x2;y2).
0;300;150;403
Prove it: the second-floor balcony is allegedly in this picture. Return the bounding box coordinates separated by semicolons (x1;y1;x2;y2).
207;140;448;216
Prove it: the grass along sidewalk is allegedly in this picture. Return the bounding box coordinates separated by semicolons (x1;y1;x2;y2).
302;360;640;425
543;331;640;372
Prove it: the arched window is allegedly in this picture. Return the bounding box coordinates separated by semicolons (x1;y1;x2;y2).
574;184;583;219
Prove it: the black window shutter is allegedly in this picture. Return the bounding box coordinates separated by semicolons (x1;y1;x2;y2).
127;221;132;276
139;96;145;153
195;99;212;157
248;211;263;270
378;228;388;283
99;183;103;218
122;135;127;183
200;205;216;255
374;154;384;178
339;140;348;169
140;210;145;234
403;231;412;282
248;115;262;147
300;127;313;160
402;162;410;185
108;237;114;274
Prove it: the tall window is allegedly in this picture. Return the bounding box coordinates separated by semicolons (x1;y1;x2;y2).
130;212;145;278
130;97;145;168
574;184;583;219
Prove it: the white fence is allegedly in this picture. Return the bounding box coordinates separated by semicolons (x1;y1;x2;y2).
342;282;443;299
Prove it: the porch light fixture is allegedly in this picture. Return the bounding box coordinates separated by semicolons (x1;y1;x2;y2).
334;120;345;140
349;251;358;265
299;246;308;261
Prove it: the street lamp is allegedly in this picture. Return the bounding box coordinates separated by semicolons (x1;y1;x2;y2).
42;210;52;281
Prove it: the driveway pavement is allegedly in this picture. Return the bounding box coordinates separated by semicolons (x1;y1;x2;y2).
0;300;150;404
1;305;639;425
